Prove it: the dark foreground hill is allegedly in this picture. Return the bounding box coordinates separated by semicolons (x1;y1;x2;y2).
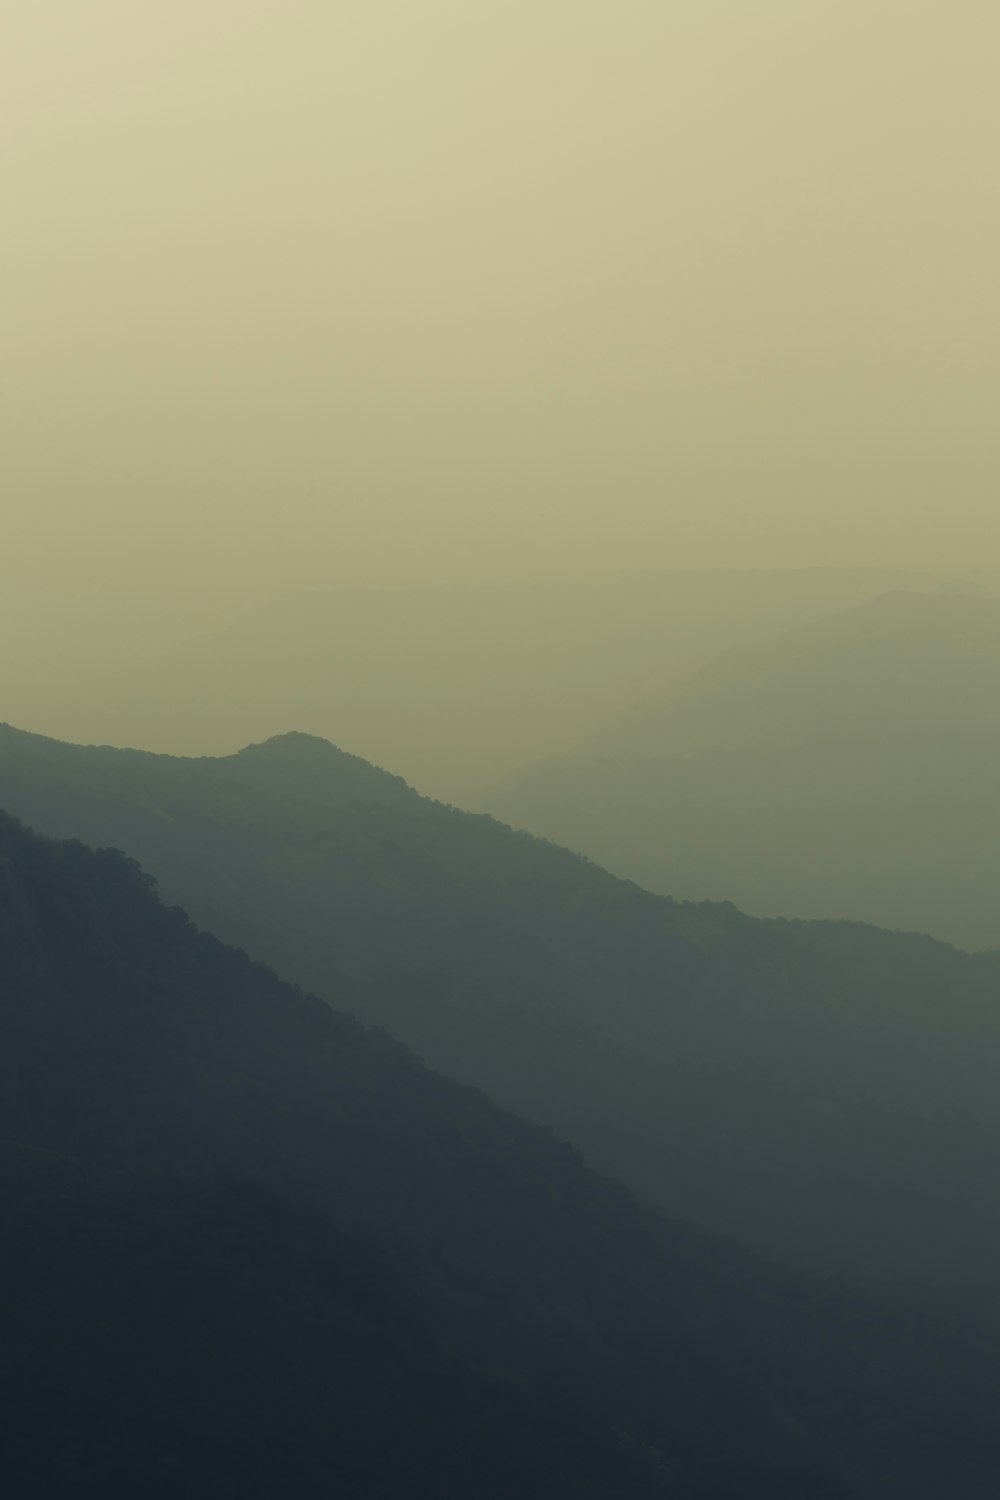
489;591;1000;950
1;1143;644;1500
3;724;1000;1288
3;811;1000;1499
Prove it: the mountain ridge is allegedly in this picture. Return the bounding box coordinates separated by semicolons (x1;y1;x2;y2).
490;591;1000;948
6;807;1000;1497
4;721;1000;1288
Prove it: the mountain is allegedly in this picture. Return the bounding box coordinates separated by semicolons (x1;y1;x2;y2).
6;808;1000;1499
488;590;1000;949
2;1144;639;1500
3;723;1000;1287
10;569;957;803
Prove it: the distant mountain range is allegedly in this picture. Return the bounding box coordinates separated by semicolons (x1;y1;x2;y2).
4;720;1000;1287
6;808;1000;1498
7;569;959;801
489;590;1000;949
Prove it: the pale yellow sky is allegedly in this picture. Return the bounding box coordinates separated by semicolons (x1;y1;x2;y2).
3;2;998;581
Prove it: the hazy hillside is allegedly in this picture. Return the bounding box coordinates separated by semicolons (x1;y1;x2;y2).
490;591;1000;949
0;814;676;1497
11;2;1000;1491
4;723;1000;1287
3;1145;640;1500
9;569;958;802
11;811;1000;1497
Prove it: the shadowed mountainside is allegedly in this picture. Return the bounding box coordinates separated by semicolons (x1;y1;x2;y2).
4;810;1000;1498
3;722;1000;1287
2;1143;653;1500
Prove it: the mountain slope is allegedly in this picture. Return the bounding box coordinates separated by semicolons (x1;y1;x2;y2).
489;591;1000;948
13;569;953;802
6;810;1000;1498
3;723;1000;1286
2;1142;640;1500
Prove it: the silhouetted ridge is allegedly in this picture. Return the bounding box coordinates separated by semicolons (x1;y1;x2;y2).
4;809;1000;1497
22;570;953;801
238;730;385;770
233;731;412;796
5;722;1000;1286
242;728;351;752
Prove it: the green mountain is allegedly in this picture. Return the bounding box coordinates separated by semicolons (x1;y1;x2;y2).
3;722;1000;1286
5;808;1000;1499
489;591;1000;950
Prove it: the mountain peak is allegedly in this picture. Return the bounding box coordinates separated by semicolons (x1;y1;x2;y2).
237;731;350;760
232;731;412;798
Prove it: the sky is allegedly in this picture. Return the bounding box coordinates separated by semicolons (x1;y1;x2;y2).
4;1;999;584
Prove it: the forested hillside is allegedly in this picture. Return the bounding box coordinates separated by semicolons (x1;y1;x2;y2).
4;723;1000;1286
2;1143;648;1500
5;810;1000;1498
